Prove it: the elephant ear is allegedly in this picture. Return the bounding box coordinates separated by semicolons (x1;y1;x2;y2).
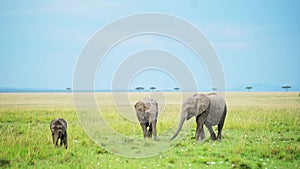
194;94;210;117
134;102;138;109
134;101;145;111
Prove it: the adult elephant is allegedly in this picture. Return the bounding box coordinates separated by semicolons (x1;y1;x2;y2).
134;97;159;140
171;93;227;141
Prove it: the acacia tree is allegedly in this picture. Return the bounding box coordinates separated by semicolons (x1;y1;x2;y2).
135;87;144;92
150;87;156;91
174;87;180;91
282;85;291;92
212;88;218;91
245;86;253;92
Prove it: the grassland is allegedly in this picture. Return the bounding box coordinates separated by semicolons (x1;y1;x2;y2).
0;92;299;168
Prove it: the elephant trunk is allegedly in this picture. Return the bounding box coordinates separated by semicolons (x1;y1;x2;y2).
171;114;186;140
53;133;59;146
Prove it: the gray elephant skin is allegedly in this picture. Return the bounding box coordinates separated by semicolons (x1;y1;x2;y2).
50;118;68;149
134;97;159;140
171;93;227;141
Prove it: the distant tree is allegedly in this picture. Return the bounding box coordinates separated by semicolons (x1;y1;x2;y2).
282;85;291;92
212;88;218;91
245;86;253;92
66;88;71;91
150;87;156;91
135;87;144;92
174;87;180;91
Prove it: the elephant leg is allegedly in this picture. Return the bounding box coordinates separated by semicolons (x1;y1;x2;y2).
63;138;68;149
217;124;223;141
140;123;147;138
195;122;204;141
60;138;63;146
195;110;209;141
147;123;152;138
195;115;205;141
217;105;227;141
151;120;158;140
63;132;68;149
205;123;217;140
199;127;206;141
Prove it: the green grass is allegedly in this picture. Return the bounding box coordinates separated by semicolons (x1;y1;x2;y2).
0;92;299;168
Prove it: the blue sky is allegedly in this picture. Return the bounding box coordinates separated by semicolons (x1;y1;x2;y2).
0;0;299;91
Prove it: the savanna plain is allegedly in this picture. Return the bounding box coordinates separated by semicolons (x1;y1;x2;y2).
0;92;299;168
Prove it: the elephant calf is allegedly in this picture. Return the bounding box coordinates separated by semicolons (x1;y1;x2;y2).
134;97;159;140
171;93;227;142
50;118;68;149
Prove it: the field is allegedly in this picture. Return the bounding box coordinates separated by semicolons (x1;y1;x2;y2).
0;92;299;168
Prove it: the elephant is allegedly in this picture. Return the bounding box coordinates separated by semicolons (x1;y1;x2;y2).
50;118;68;149
171;93;227;141
134;97;159;140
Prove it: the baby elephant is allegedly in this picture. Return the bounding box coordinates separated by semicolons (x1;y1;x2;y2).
134;97;159;140
50;118;68;149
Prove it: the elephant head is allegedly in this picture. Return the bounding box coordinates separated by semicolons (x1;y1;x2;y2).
134;101;147;123
171;94;210;140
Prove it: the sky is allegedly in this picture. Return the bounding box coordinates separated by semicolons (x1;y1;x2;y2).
0;0;299;91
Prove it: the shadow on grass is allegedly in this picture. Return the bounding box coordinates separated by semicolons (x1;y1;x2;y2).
0;159;10;168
